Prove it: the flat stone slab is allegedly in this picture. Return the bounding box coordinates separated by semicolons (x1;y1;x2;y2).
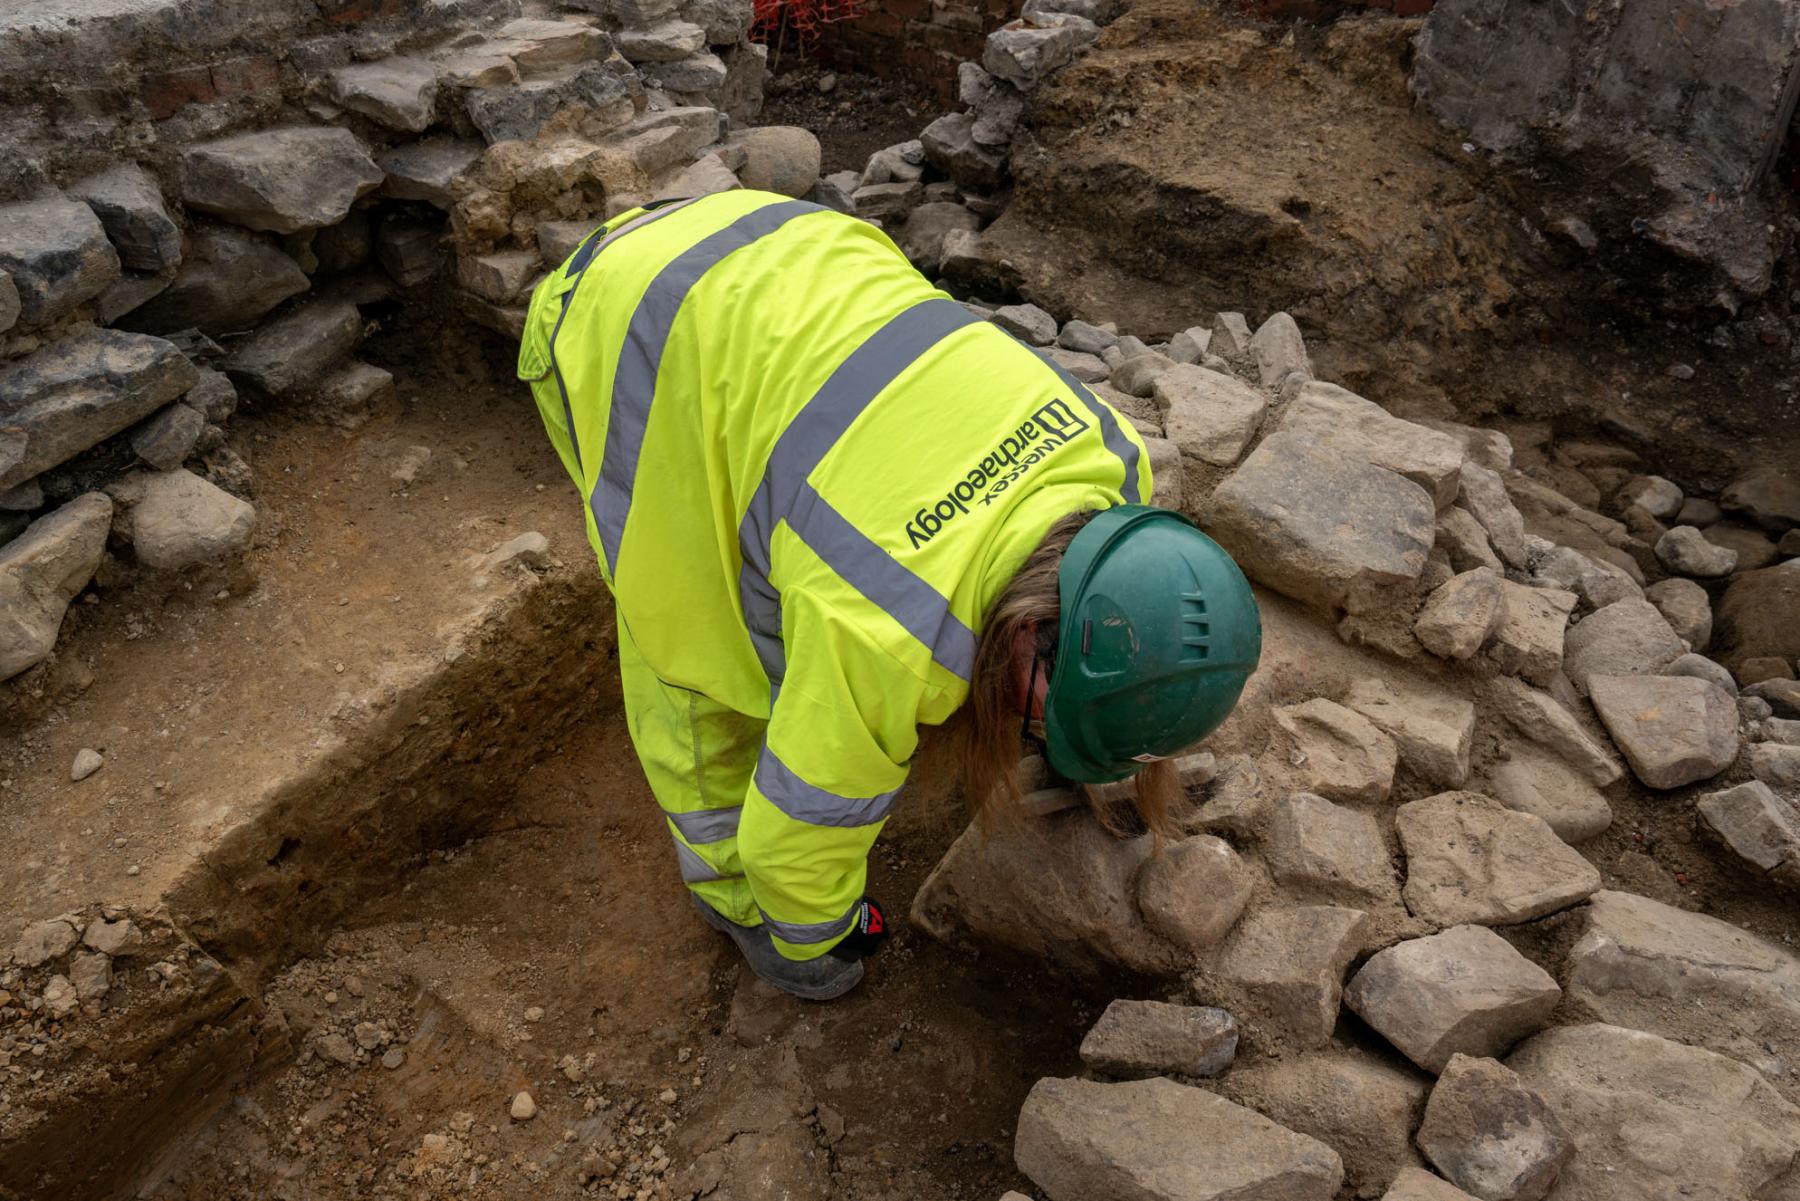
224;298;363;398
111;469;254;571
1078;1000;1238;1079
378;138;485;209
1565;890;1800;1095
1506;1023;1800;1201
1016;1076;1343;1201
1205;432;1435;612
1588;673;1738;789
1396;792;1601;926
1277;382;1464;507
68;164;182;275
1486;582;1575;687
0;328;198;492
1345;924;1561;1073
1266;792;1397;902
1272;698;1398;805
0;193;121;328
122;224;309;337
1156;365;1268;467
1563;598;1684;693
1481;746;1612;845
329;56;440;132
1484;676;1623;786
181;126;383;234
1343;674;1475;788
1697;781;1800;888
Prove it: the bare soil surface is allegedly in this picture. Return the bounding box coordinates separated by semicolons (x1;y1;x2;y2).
763;63;940;177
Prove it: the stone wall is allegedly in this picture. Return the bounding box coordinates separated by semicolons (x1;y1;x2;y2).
814;0;1023;102
0;0;783;688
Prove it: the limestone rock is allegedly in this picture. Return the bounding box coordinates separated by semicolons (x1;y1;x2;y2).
1016;1076;1343;1201
1210;311;1252;357
616;20;707;62
1655;524;1737;578
466;61;639;144
1644;576;1712;650
1143;436;1181;509
1748;741;1800;790
1211;1046;1430;1199
1205;905;1368;1048
1045;347;1109;384
0;329;198;492
12;917;80;968
1166;326;1211;364
638;51;728;96
1715;566;1800;674
1191;755;1268;840
70;950;113;1000
0;492;112;680
1565;891;1800;1084
851;181;922;222
912;811;1179;979
130;402;204;471
1206;432;1435;611
1135;834;1252;951
182;127;383;234
920;112;1007;192
1415;568;1506;661
69;164;182;274
1059;319;1118;354
992;303;1057;346
1699;778;1799;888
897;203;979;275
1078;1000;1238;1079
1588;673;1737;789
1506;1024;1800;1201
1155;365;1267;467
0;193;121;328
226;298;363;398
123;224;310;337
1532;545;1640;611
329;57;440;132
1618;475;1682;519
982;15;1099;90
958;61;1025;147
1702;522;1779;572
113;469;255;571
1563;597;1686;694
725;126;821;198
83;918;138;956
378;138;484;209
1481;747;1611;845
71;747;102;781
1415;1054;1573;1201
377;219;441;287
808;170;858;215
1485;582;1575;687
1484;676;1623;786
654;155;741;201
1396;792;1601;926
1343;675;1476;788
1111;353;1175;398
1346;925;1561;1073
1457;464;1527;568
311;361;395;430
1273;698;1398;805
1266;792;1397;902
1382;1168;1481;1200
1248;312;1314;390
458;249;539;304
1278;383;1464;507
1438;506;1504;574
862;140;924;187
1720;466;1800;533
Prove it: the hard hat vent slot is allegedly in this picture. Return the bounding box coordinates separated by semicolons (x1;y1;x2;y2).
1180;590;1210;661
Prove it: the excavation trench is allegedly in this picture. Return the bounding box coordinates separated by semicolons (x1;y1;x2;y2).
0;315;1096;1201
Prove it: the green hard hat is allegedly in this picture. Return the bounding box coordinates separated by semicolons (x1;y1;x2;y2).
1041;505;1262;784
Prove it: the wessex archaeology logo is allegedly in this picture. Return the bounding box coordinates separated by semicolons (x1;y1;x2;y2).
904;398;1092;548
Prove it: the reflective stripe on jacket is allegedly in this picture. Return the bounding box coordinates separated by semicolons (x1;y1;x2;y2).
518;190;1152;957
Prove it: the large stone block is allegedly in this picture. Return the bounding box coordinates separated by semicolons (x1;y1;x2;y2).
110;469;255;571
329;57;441;132
1415;1054;1573;1201
1135;834;1252;951
1697;781;1800;889
224;298;363;398
1565;890;1800;1091
983;14;1099;90
0;193;121;328
1396;792;1600;927
121;224;310;337
1265;792;1397;903
1345;925;1561;1073
1016;1077;1343;1201
1561;597;1684;694
723;126;820;198
1273;698;1398;805
68;164;182;274
1484;677;1623;786
1078;1000;1237;1080
0;329;198;492
1506;1024;1800;1201
0;493;112;681
466;60;639;143
920;112;1007;193
1203;904;1368;1048
1480;746;1612;845
1342;675;1475;789
1588;673;1737;789
1205;432;1434;612
1155;365;1267;467
378;138;485;209
911;810;1180;979
182;126;383;234
1278;382;1464;508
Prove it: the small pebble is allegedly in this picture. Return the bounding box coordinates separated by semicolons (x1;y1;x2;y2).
324;991;339;1005
511;1091;538;1121
71;749;104;782
524;1005;544;1023
125;865;140;876
381;1048;406;1070
659;1088;677;1104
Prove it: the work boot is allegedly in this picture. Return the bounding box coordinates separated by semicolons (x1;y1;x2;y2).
692;896;864;1001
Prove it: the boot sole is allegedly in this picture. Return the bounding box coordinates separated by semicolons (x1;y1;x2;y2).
692;897;865;1002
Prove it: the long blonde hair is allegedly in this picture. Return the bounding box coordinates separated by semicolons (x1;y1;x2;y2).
956;509;1178;838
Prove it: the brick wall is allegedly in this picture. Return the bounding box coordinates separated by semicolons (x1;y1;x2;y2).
814;0;1022;103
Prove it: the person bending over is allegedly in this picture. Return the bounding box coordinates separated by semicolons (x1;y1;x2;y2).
519;190;1261;1001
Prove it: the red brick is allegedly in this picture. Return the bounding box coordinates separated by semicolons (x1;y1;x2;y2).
141;65;215;120
211;55;281;99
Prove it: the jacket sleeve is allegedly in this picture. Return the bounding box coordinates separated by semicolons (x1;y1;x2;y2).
735;585;933;961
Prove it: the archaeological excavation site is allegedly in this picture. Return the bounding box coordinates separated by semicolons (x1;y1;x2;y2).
3;0;1800;1197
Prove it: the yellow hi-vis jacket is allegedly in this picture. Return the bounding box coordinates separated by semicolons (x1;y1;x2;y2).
518;190;1152;959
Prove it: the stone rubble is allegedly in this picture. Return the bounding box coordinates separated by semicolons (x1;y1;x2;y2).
1395;793;1601;926
1077;1000;1238;1079
1588;673;1738;789
1413;1054;1573;1201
